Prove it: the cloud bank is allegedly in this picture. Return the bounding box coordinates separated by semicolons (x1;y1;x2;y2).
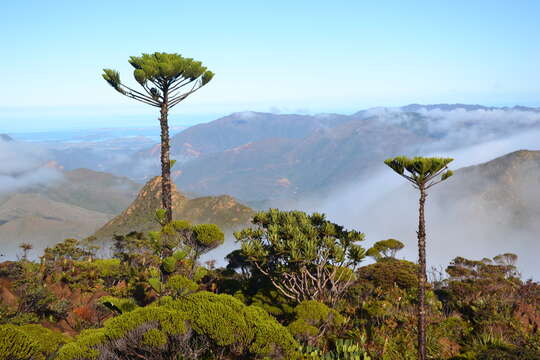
310;127;540;280
0;139;63;194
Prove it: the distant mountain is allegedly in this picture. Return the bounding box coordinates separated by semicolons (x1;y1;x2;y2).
346;150;540;279
0;194;111;257
433;150;540;226
15;168;141;215
0;168;141;258
132;104;540;204
43;104;540;205
169;116;427;204
0;134;13;142
167;112;351;157
92;176;254;242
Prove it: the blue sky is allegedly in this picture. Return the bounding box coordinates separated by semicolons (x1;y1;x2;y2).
1;0;539;132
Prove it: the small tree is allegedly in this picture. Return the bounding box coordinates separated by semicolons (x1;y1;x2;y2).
366;238;404;261
235;209;366;305
18;243;33;261
103;52;214;223
384;156;453;360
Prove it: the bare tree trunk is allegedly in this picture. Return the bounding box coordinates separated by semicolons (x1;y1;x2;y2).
417;186;427;360
159;92;173;224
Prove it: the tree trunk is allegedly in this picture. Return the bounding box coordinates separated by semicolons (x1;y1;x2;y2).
159;95;173;224
417;186;427;360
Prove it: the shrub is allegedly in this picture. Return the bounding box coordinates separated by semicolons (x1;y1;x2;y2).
0;324;68;360
57;291;300;359
356;258;417;290
288;300;346;346
165;275;198;297
0;324;43;360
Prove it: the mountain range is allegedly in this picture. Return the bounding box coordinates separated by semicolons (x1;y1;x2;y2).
129;104;540;206
0;167;253;257
2;104;540;269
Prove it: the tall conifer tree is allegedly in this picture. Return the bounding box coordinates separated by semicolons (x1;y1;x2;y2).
103;52;214;223
384;156;453;360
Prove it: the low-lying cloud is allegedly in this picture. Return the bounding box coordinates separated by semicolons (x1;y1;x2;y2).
308;128;540;280
0;140;63;194
363;107;540;149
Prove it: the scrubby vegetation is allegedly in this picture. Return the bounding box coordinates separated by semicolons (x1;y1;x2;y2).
1;207;539;360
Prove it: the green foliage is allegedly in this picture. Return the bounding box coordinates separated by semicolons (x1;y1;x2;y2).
301;338;371;360
154;208;167;226
249;288;295;318
165;274;198;297
0;324;43;360
102;52;214;109
92;258;121;278
56;306;189;360
236;209;366;304
167;291;301;358
141;328;168;348
42;238;95;264
190;223;225;251
384;156;453;188
58;291;300;359
366;239;404;261
148;277;163;293
18;324;69;357
0;324;68;360
172;249;188;261
288;300;346;346
357;258;418;290
15;276;70;321
0;305;40;326
99;296;138;314
161;256;177;274
192;266;208;282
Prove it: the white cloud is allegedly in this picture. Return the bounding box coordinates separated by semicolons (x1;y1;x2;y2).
0;140;63;193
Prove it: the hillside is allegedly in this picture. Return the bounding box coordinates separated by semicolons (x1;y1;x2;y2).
137;112;429;203
0;168;141;257
0;194;111;257
18;168;142;214
336;150;540;280
92;176;254;242
434;150;540;226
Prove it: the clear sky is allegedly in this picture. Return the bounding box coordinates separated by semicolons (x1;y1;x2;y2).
1;0;539;132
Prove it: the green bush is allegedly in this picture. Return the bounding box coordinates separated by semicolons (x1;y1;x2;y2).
167;291;300;358
161;256;177;274
56;307;188;360
288;300;346;346
356;258;417;290
0;324;43;360
165;274;198;297
98;296;138;314
0;324;68;360
57;291;300;359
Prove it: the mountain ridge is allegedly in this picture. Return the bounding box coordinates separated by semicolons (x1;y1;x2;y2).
91;176;255;242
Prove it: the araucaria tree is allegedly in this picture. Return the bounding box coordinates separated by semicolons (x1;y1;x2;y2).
102;52;214;223
235;209;366;305
384;156;453;360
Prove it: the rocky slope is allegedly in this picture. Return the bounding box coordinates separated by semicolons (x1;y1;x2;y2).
91;176;254;242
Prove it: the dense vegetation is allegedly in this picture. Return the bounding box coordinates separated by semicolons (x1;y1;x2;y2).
0;207;539;359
